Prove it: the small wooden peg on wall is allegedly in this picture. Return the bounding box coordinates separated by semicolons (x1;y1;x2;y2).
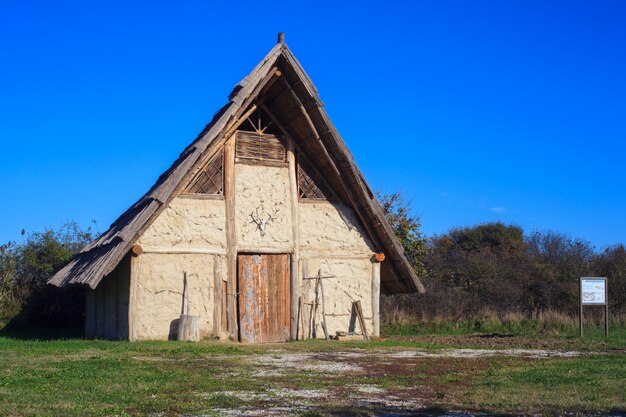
130;244;143;257
373;252;385;262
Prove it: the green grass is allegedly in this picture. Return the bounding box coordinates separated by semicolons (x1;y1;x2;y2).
382;320;626;350
0;329;624;416
469;355;626;414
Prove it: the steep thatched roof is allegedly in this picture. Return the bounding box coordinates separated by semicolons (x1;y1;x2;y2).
49;37;425;295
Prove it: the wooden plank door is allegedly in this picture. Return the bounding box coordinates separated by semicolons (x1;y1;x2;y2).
238;254;290;343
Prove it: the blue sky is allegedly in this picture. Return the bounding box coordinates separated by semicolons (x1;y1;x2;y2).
1;1;625;249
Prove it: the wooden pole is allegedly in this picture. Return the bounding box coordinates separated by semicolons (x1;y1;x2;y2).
287;138;300;340
353;300;369;341
318;269;329;340
302;259;313;338
299;295;306;340
182;271;188;316
605;303;609;337
213;258;222;338
312;270;319;339
605;280;609;337
371;261;381;337
224;136;239;341
128;255;139;341
579;278;583;337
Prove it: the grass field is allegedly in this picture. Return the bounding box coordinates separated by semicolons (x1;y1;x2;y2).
0;325;624;417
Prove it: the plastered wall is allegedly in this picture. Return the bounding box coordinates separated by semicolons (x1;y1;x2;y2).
138;197;226;249
301;258;374;338
300;201;375;255
235;163;293;249
132;253;224;340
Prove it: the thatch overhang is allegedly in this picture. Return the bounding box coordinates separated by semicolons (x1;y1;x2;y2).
48;38;425;295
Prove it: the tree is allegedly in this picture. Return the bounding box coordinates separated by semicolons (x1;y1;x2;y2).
0;242;19;324
426;222;533;315
0;222;93;333
592;244;626;314
378;192;428;276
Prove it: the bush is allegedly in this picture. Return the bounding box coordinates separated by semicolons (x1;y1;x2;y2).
378;203;626;327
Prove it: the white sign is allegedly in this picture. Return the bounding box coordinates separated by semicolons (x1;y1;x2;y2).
581;278;606;305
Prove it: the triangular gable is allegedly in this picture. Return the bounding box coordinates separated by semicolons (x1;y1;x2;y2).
49;37;425;294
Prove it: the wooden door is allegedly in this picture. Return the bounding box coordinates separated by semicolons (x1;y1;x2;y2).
238;254;290;343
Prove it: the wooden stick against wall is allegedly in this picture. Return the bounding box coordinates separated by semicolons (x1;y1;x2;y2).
302;259;314;339
353;300;369;341
299;295;306;340
213;258;222;338
311;268;320;339
318;269;329;340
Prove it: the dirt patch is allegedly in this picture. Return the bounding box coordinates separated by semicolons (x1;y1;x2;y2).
185;343;613;416
391;335;617;352
388;348;586;359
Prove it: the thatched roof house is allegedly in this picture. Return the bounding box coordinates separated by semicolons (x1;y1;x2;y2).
49;34;424;342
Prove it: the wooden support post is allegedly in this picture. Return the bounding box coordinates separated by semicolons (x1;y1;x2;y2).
213;258;222;338
128;254;140;341
605;279;609;337
224;136;239;340
605;303;609;337
579;279;584;337
371;261;381;337
287;138;300;340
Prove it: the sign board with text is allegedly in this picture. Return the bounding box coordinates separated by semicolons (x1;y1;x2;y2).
580;278;607;305
579;277;608;337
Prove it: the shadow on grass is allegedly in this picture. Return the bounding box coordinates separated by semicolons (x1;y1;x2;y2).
305;405;626;417
0;318;83;340
303;405;512;417
478;333;516;339
0;284;85;340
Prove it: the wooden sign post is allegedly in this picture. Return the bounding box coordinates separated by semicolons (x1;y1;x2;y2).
579;277;608;337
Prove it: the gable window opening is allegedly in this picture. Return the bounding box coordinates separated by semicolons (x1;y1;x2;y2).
184;149;224;197
237;107;283;137
297;152;332;201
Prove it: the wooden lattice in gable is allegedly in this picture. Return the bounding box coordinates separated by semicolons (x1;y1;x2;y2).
236;131;286;162
297;153;333;200
184;149;224;195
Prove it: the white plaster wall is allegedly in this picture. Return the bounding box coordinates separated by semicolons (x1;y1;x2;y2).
300;201;375;255
301;258;373;338
234;163;293;249
133;253;220;340
138;197;226;249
